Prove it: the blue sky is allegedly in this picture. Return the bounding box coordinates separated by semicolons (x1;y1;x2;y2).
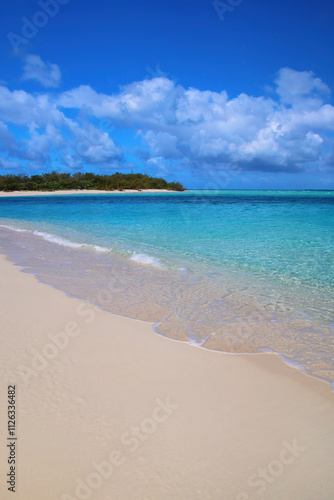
1;0;334;188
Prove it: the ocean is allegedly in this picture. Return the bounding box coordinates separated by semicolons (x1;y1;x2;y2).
0;190;333;388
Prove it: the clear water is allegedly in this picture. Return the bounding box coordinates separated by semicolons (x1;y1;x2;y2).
0;190;333;388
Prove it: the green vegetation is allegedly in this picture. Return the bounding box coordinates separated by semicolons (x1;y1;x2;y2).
0;171;185;192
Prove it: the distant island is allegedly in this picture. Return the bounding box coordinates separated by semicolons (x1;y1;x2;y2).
0;171;185;192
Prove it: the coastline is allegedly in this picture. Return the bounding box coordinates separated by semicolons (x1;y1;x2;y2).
1;191;334;389
0;189;182;197
0;253;334;499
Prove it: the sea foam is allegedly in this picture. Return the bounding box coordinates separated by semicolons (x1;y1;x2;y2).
130;251;164;268
32;231;111;253
33;230;83;248
0;224;28;233
0;225;111;254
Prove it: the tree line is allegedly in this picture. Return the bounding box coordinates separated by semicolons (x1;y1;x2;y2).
0;171;185;192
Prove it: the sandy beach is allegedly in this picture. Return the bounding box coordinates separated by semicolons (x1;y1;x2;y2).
0;190;180;197
0;253;333;500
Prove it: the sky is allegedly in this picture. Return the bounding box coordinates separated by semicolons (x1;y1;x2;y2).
0;0;334;189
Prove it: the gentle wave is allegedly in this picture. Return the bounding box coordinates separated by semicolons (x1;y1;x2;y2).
0;224;111;254
32;230;111;253
130;251;164;268
1;223;165;269
33;230;84;248
33;230;110;253
0;224;28;233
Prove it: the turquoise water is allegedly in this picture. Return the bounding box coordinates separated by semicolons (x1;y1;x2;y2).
0;190;333;387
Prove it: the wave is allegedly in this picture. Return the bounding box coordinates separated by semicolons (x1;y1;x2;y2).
32;230;84;248
32;230;111;253
0;224;111;254
0;224;28;233
1;223;165;268
130;251;164;268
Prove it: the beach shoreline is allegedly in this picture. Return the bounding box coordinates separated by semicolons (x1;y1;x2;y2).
1;191;333;389
0;253;334;499
0;189;182;197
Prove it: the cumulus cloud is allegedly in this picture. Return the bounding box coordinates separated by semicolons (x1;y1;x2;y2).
275;67;330;108
0;68;334;179
66;121;123;165
143;130;181;159
0;84;123;172
56;71;334;175
21;55;62;88
0;157;22;170
0;122;17;152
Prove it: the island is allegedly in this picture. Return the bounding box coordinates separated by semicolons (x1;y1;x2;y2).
0;171;185;192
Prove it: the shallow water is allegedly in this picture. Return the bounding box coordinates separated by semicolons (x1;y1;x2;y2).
0;190;333;387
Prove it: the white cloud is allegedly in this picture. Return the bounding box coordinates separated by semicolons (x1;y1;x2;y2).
143;131;180;158
1;68;334;178
67;122;123;165
0;122;17;151
275;67;330;108
21;55;61;88
0;157;22;170
0;85;123;170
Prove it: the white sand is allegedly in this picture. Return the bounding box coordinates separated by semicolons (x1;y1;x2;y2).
0;189;180;197
0;254;333;499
